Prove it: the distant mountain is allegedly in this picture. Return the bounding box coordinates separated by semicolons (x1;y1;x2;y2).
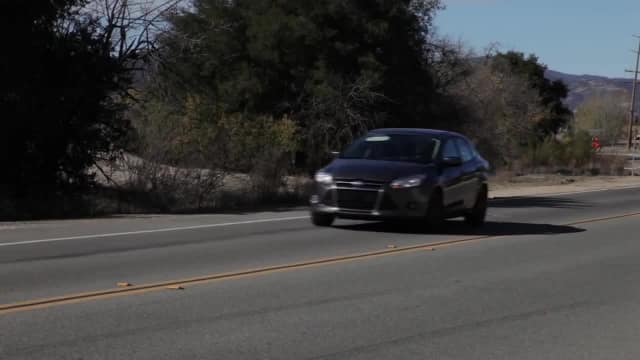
545;70;635;111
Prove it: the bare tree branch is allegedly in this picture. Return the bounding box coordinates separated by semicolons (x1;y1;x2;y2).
83;0;185;63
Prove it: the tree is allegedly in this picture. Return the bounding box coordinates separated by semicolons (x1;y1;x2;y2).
492;51;571;136
81;0;183;66
0;1;135;217
425;34;475;93
452;61;547;165
155;0;444;169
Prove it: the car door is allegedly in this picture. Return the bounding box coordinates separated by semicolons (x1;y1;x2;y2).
439;138;465;211
454;137;480;208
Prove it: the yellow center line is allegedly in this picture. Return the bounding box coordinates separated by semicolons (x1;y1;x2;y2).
2;210;640;315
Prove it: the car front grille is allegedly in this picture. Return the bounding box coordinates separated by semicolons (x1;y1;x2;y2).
334;179;385;190
321;179;387;211
336;189;379;210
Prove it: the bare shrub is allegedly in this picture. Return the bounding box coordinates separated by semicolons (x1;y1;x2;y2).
119;155;225;211
590;155;628;176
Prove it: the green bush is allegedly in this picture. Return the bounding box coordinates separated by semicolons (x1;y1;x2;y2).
219;113;299;198
526;130;594;170
127;92;301;210
565;130;594;168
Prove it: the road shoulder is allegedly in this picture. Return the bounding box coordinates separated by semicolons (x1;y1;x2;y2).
490;175;640;198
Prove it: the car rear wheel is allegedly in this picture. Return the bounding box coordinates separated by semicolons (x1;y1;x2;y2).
311;212;335;227
465;186;488;227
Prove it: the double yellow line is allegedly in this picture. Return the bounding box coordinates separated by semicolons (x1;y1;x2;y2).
2;211;640;315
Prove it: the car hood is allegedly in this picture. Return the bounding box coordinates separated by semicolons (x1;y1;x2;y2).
324;159;433;183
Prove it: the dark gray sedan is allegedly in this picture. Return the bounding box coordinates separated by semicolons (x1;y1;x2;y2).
310;128;490;227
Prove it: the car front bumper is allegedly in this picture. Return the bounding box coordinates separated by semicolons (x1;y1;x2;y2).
309;182;433;220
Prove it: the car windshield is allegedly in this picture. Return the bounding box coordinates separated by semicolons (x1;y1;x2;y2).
340;134;441;164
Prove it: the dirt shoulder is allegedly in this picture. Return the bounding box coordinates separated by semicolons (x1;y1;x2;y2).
489;174;640;198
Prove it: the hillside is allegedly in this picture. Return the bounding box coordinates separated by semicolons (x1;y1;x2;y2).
545;70;635;111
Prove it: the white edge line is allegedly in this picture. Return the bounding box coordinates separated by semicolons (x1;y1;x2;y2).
0;216;310;248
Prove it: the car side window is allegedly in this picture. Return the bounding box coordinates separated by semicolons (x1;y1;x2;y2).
455;138;474;163
470;143;480;158
441;139;460;159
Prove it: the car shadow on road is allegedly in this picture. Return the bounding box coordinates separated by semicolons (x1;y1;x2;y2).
489;196;590;209
334;220;585;237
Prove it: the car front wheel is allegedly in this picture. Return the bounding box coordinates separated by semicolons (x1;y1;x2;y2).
465;186;488;227
311;212;335;227
425;189;445;228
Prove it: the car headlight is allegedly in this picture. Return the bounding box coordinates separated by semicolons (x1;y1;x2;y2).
314;171;333;185
390;174;426;189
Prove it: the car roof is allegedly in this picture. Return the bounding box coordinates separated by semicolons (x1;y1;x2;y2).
368;128;465;138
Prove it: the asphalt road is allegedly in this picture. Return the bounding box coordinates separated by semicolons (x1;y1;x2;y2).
1;187;640;359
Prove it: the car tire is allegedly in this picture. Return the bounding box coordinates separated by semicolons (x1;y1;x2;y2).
311;212;335;227
425;189;445;228
465;186;488;227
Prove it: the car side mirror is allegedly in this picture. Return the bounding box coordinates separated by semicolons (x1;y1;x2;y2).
441;156;463;167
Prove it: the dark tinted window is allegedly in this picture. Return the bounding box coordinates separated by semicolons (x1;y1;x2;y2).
340;134;441;164
455;138;474;162
470;143;480;157
441;139;460;159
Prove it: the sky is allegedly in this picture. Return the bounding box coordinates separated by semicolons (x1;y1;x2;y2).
435;0;640;78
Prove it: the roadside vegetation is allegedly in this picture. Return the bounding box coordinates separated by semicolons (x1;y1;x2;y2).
0;0;627;220
574;92;628;147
